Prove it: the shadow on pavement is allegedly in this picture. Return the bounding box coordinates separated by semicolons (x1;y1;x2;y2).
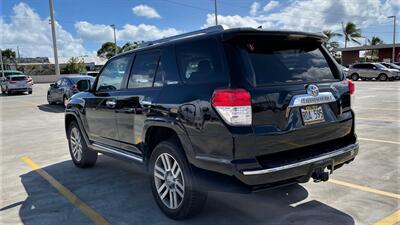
17;156;355;225
37;104;65;113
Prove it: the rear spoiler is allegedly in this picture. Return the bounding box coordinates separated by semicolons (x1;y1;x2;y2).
221;28;327;42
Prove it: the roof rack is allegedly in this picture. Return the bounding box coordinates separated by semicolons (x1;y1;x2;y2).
138;25;225;48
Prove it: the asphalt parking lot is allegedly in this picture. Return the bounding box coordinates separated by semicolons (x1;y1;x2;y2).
0;81;399;225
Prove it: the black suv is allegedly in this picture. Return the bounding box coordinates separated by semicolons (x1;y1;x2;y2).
65;26;358;219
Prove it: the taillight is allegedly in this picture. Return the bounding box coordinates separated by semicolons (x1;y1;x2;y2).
347;79;355;95
212;88;252;126
70;85;77;91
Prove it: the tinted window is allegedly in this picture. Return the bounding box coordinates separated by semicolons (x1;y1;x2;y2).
97;55;131;91
70;77;95;84
352;64;361;69
60;79;69;87
236;37;338;84
11;76;27;81
128;52;160;89
176;38;227;84
55;79;62;86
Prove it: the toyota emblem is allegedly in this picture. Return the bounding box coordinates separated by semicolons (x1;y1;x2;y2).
307;84;319;96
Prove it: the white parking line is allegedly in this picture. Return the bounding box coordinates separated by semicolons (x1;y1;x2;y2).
358;137;400;145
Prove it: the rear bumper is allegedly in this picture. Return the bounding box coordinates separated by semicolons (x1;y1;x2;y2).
8;87;32;92
235;142;358;186
193;141;358;189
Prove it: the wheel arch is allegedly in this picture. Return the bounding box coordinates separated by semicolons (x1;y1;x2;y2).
143;122;195;168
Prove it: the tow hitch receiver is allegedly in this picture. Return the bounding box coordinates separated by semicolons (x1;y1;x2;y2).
312;160;333;182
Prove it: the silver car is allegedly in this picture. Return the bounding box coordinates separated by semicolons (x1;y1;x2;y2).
348;63;399;81
0;75;33;95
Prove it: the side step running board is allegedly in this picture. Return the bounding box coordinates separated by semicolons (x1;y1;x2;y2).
92;143;144;163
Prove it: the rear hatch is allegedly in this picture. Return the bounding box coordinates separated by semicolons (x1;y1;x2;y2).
224;33;354;159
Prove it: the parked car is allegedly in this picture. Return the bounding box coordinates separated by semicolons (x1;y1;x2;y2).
0;75;32;95
65;26;358;219
348;63;398;81
380;62;400;79
47;75;95;106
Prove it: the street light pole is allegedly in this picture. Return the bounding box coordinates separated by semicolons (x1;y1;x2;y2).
0;49;5;78
214;0;218;25
110;24;117;56
49;0;60;76
388;16;396;62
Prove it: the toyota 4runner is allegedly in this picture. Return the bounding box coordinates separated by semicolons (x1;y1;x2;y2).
65;26;358;220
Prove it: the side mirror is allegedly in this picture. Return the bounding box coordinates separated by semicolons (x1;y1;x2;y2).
50;83;55;87
76;80;91;92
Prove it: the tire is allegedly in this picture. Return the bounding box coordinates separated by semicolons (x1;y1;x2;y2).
6;88;12;95
378;73;388;81
67;121;97;168
28;90;32;94
350;73;359;81
149;140;207;220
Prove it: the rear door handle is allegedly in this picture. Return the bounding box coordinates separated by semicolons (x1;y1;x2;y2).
106;99;117;108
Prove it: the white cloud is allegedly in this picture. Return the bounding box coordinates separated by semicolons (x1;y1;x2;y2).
204;0;398;34
132;4;161;19
249;2;261;16
204;14;262;29
0;3;88;57
263;1;279;12
75;22;180;42
75;21;114;42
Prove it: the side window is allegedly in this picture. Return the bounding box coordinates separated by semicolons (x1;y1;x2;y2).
55;79;62;86
128;51;160;89
60;79;69;87
176;38;227;84
96;55;131;92
153;59;164;87
352;64;360;69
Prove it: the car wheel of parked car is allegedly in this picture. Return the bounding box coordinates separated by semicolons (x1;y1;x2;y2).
67;121;97;168
378;73;388;81
350;73;359;81
150;140;207;220
6;88;12;95
28;90;32;94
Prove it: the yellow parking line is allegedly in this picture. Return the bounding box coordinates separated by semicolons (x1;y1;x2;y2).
358;137;400;145
373;209;400;225
329;179;400;199
20;156;111;225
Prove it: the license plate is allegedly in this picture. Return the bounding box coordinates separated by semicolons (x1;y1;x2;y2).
301;105;325;125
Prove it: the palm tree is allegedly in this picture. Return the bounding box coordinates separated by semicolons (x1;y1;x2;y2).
322;30;342;54
368;36;384;60
342;22;362;48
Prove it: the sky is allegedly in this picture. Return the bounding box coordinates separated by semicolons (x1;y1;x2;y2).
1;0;399;58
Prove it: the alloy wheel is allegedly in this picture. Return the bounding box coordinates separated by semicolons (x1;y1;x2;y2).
154;153;185;209
70;127;83;161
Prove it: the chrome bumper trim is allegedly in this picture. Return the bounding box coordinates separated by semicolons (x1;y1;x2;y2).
242;143;358;176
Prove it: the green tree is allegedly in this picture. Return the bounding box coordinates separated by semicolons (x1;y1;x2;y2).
1;49;16;59
342;22;362;48
322;30;342;54
368;36;384;60
97;42;120;59
120;41;140;53
64;57;86;74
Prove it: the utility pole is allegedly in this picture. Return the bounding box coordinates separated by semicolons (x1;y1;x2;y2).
0;49;5;78
110;24;117;56
388;16;396;62
49;0;60;75
214;0;218;25
17;46;20;58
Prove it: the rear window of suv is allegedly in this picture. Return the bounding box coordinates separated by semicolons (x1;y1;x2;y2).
235;36;339;85
11;76;27;81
